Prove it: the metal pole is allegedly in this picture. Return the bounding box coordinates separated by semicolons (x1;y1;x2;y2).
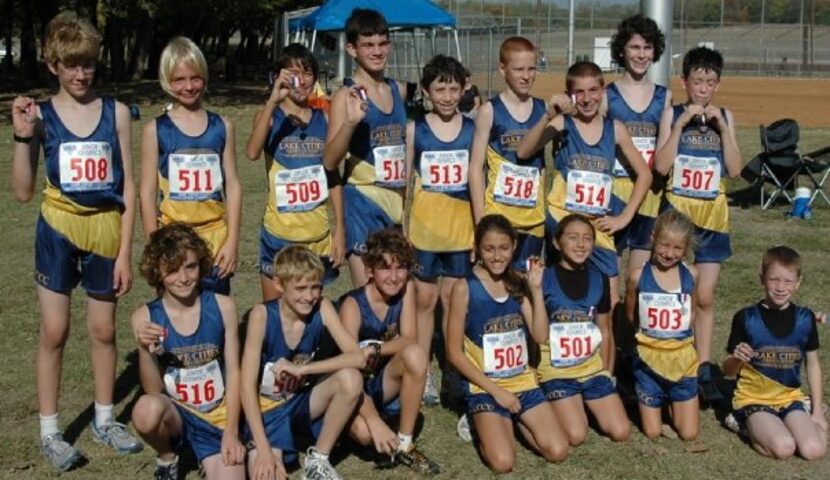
641;0;673;87
719;0;724;51
487;27;493;98
338;32;346;82
536;0;542;50
800;0;806;74
760;0;765;75
568;0;575;65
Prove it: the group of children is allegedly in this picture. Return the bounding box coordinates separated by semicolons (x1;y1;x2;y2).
10;7;826;478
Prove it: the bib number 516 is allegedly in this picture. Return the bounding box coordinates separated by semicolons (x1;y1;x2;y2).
174;379;215;406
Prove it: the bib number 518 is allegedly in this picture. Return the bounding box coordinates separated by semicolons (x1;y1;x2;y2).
503;176;534;199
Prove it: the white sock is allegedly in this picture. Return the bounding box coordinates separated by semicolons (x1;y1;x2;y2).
398;433;413;452
94;402;114;427
156;454;178;466
40;413;60;439
309;447;329;460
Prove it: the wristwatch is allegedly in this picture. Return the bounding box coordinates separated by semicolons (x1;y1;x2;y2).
13;133;33;144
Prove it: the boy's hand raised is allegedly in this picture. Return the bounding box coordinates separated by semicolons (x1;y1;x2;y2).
267;69;292;106
135;321;166;353
526;256;545;291
11;96;37;137
345;86;369;125
547;93;575;118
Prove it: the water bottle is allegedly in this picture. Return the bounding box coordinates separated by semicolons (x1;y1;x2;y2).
789;187;811;219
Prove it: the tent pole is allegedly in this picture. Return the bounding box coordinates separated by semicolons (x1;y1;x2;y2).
338;31;346;83
487;27;493;97
430;28;436;56
311;29;317;51
454;29;461;61
413;29;421;82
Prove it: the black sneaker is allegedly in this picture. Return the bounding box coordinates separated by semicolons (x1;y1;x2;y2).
396;445;440;475
698;362;724;404
153;456;178;480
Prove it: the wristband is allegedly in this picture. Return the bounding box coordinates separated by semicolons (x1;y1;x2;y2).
13;133;33;144
325;166;344;188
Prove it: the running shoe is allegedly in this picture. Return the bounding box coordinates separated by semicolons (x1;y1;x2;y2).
41;433;81;472
422;369;439;406
153;456;178;480
90;420;143;454
396;444;440;475
303;448;342;480
457;414;473;442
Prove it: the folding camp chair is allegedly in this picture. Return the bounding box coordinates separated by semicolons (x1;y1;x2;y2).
803;145;830;207
752;119;830;209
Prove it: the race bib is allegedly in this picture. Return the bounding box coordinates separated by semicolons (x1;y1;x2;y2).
672;155;721;199
168;153;223;201
638;292;692;339
549;322;602;368
565;170;612;216
275;165;329;212
260;362;305;401
163;359;225;413
373;145;406;188
58;142;114;192
420;149;469;193
613;136;656;176
482;329;528;379
493;162;539;207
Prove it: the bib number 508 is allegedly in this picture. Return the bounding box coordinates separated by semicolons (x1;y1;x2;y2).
69;157;108;182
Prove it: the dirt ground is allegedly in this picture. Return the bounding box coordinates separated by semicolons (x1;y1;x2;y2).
481;74;830;129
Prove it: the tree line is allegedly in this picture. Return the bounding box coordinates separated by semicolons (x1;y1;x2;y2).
3;0;314;88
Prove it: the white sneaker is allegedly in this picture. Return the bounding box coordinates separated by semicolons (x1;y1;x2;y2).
457;414;473;442
303;448;342;480
422;369;439;406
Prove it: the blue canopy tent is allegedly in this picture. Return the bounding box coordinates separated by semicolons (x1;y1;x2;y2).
283;0;459;82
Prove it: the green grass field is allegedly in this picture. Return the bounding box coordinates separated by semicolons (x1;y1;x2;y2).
1;90;829;479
